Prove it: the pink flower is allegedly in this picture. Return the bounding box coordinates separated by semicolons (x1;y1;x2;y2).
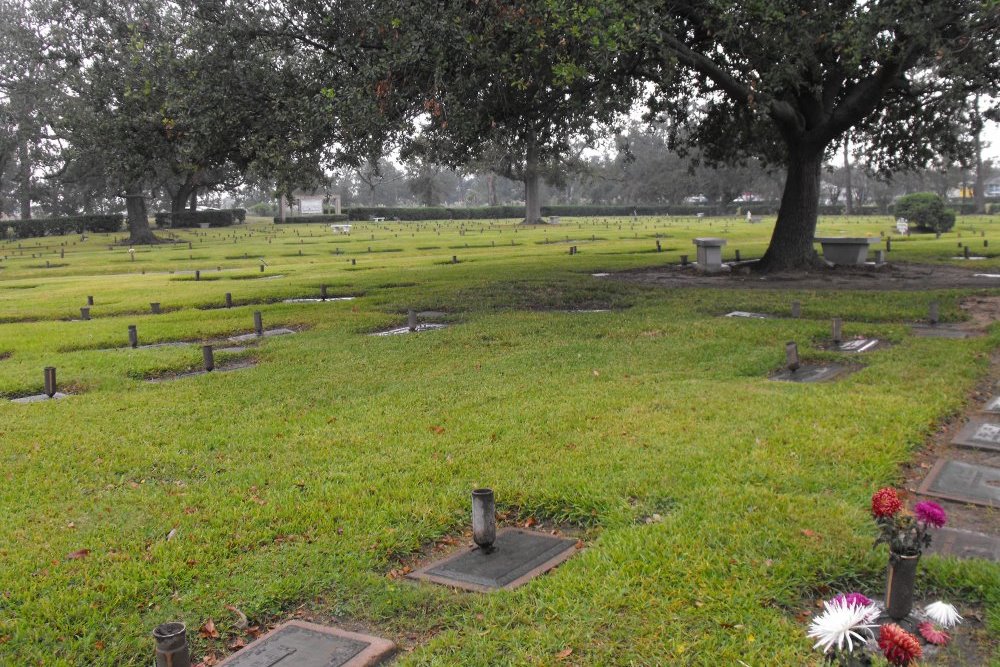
918;621;950;646
914;501;947;528
879;623;923;666
831;592;873;608
872;488;903;518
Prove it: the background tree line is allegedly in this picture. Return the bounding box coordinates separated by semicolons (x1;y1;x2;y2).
1;0;997;268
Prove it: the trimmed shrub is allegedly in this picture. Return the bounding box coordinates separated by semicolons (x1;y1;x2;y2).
155;210;237;228
893;193;956;232
3;214;124;239
274;213;349;224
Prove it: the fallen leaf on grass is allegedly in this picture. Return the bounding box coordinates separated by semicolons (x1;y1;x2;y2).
66;549;90;560
199;619;220;639
523;517;537;528
94;640;105;651
429;425;445;434
800;529;821;540
246;626;262;639
575;539;585;549
387;566;412;580
227;637;246;651
555;647;573;660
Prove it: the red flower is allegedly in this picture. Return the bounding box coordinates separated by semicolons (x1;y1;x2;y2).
879;623;923;666
872;488;903;518
917;621;950;646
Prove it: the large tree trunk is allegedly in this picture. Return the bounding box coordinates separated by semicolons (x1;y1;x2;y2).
18;135;31;219
125;188;160;245
171;183;193;216
189;188;198;212
487;172;497;206
843;135;853;215
758;144;824;271
973;99;985;214
523;139;543;224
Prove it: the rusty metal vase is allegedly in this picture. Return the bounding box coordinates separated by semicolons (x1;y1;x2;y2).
885;552;920;620
153;622;190;667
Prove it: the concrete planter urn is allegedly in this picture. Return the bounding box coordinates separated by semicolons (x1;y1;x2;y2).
814;237;878;265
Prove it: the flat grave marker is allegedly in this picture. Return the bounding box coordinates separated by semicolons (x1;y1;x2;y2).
408;527;579;592
925;527;1000;562
228;328;296;343
982;395;1000;414
950;417;1000;452
770;364;855;383
724;311;770;319
910;325;975;339
833;338;881;353
370;323;447;337
918;459;1000;508
214;620;394;667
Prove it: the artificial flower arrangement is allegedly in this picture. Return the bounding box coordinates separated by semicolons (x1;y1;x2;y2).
806;488;959;666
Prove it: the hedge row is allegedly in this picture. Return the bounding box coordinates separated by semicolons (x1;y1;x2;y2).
154;209;245;228
273;213;349;224
2;214;124;238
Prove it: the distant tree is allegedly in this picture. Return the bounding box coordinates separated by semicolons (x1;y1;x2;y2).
644;0;1000;270
280;0;646;222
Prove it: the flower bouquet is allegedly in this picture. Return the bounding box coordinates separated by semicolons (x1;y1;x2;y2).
809;595;962;666
871;488;947;620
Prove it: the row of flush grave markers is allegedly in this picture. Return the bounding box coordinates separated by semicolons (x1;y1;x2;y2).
11;298;443;403
152;488;575;667
145;303;995;667
12;296;962;402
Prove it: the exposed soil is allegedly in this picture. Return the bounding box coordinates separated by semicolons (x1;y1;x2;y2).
613;261;1000;292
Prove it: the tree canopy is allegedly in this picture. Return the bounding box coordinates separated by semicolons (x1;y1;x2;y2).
643;0;1000;268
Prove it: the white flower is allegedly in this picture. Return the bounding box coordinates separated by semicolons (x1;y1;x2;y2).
807;599;880;654
924;601;963;628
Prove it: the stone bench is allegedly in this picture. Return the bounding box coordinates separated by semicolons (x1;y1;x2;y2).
814;237;878;265
692;237;728;272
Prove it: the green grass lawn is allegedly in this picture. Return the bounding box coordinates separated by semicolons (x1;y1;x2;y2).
1;214;998;665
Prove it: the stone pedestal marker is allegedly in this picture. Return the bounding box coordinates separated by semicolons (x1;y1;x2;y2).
151;302;161;314
408;309;417;332
680;254;689;266
832;318;843;345
929;301;940;325
791;301;801;318
734;249;741;262
80;307;90;321
875;250;885;265
254;311;263;336
202;345;215;372
87;295;94;306
225;292;233;308
128;325;138;348
195;270;200;281
452;255;458;264
656;240;662;252
321;285;328;301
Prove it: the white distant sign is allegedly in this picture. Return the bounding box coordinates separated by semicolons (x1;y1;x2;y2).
895;218;909;234
299;196;324;215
